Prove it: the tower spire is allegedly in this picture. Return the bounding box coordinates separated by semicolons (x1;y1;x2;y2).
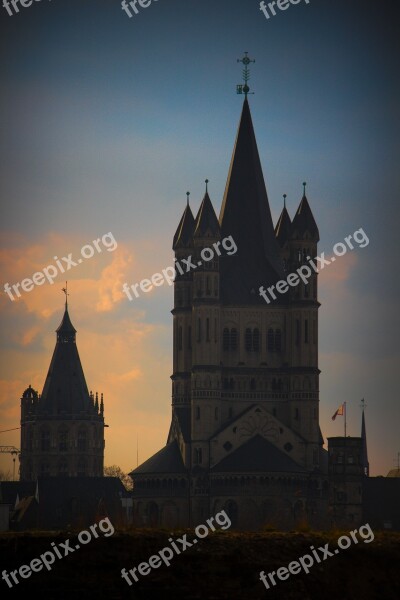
186;191;190;207
283;193;287;209
303;181;307;197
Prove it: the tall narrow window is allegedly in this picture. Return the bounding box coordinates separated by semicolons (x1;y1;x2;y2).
295;320;300;345
223;328;230;350
275;329;281;352
253;328;260;352
304;319;309;344
230;328;238;350
295;408;300;421
197;318;201;342
188;326;192;350
195;406;200;420
214;319;217;343
206;318;210;342
78;428;87;452
245;328;252;351
206;277;211;295
59;428;68;452
267;328;274;352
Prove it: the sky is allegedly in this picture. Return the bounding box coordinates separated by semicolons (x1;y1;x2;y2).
0;0;399;477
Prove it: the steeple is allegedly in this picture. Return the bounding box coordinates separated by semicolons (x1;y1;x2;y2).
194;181;220;237
219;99;284;303
275;194;292;247
291;183;320;242
173;193;195;250
40;300;92;414
361;407;369;477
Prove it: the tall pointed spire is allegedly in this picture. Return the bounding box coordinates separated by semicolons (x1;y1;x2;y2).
292;182;319;242
194;180;220;237
173;193;195;250
219;99;284;303
361;402;369;477
275;194;292;247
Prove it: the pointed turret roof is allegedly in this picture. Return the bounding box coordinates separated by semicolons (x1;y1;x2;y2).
194;191;220;238
40;305;91;415
218;99;284;303
172;203;195;250
291;189;319;242
275;204;292;247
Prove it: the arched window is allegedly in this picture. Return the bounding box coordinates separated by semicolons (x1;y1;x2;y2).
206;318;210;342
267;328;274;352
250;378;256;391
188;326;192;350
197;318;201;342
253;328;260;352
245;328;252;351
230;328;238;350
195;406;200;420
223;328;230;351
275;329;282;352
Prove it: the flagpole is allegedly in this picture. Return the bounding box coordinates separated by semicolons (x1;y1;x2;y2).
344;402;347;437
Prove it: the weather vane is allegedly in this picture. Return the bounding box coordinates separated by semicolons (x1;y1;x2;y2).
62;281;69;309
237;52;255;99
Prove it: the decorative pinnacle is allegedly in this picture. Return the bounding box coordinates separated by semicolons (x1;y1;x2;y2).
303;182;307;196
205;179;209;193
237;52;255;99
186;191;190;206
61;281;69;310
283;194;287;209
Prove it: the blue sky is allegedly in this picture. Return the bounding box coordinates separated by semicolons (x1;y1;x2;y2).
0;0;399;475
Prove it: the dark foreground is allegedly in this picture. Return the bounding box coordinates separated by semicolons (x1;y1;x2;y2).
1;529;399;599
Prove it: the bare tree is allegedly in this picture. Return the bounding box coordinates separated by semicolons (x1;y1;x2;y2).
104;465;133;491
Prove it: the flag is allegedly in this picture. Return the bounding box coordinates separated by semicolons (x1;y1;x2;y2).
332;404;344;420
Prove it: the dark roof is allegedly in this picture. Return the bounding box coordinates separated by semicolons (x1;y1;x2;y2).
173;203;195;249
22;385;38;399
194;192;220;237
275;206;292;247
36;476;127;501
291;195;319;242
130;440;186;475
39;307;93;414
219;99;284;304
0;481;36;505
212;434;306;474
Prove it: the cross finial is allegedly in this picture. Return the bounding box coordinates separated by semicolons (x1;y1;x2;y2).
205;179;209;193
61;281;69;310
283;194;287;209
237;52;255;99
303;181;307;196
186;191;190;206
360;398;367;410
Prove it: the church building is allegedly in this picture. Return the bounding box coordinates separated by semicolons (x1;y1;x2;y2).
130;68;331;529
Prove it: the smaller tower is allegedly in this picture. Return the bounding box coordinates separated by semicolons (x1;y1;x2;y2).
20;291;105;481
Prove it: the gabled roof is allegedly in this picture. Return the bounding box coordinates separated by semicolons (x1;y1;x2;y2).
130;440;186;475
212;434;305;474
291;195;319;242
194;192;220;238
218;100;284;304
173;203;195;249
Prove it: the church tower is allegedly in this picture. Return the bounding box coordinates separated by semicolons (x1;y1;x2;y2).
131;56;327;529
19;293;105;481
